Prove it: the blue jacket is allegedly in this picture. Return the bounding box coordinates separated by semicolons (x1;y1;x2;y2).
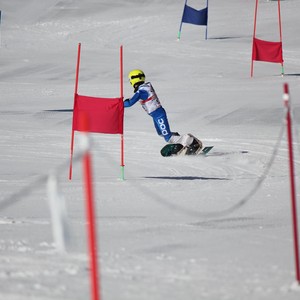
124;89;148;107
124;82;162;115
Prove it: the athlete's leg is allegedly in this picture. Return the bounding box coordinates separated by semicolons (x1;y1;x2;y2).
151;108;172;142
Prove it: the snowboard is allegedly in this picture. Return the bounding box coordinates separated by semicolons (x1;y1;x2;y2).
160;143;214;157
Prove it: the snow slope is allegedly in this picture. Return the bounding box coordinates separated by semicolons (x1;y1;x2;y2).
1;0;300;299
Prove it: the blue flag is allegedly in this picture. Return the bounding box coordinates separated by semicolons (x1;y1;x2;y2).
182;5;207;26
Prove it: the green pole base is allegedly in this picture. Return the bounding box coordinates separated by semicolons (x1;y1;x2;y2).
120;166;125;181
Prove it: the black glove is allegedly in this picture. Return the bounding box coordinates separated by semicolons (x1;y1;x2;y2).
123;98;130;106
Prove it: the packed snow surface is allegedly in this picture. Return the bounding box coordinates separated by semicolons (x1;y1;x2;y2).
1;0;300;299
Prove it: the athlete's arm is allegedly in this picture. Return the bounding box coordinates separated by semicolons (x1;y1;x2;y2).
124;89;148;107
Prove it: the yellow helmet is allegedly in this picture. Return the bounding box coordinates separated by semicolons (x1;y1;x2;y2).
128;69;145;86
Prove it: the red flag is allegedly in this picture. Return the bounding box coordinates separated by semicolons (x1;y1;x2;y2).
252;37;283;63
72;94;124;134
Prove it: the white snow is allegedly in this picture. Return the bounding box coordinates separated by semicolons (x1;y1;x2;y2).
1;0;300;299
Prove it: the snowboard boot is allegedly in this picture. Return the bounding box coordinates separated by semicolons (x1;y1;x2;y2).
168;133;193;147
185;135;203;155
167;132;180;144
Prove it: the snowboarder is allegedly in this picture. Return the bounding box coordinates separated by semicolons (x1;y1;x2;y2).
123;69;202;155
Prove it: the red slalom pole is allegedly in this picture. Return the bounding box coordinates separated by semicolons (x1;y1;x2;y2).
283;83;300;284
69;43;82;180
277;0;284;75
120;45;125;180
251;0;259;77
80;113;101;300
